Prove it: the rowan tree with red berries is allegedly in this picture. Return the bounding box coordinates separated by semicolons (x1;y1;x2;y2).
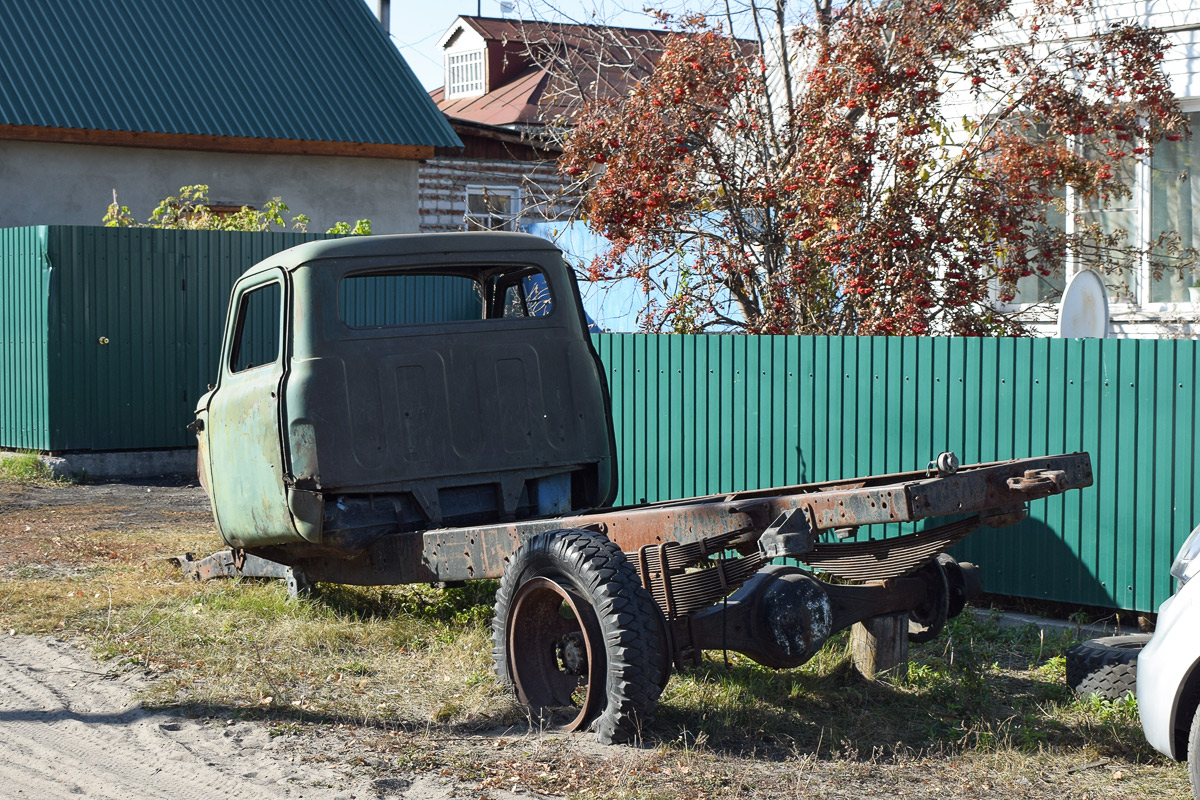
558;0;1188;334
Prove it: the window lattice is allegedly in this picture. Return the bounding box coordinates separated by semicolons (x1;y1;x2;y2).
447;51;484;98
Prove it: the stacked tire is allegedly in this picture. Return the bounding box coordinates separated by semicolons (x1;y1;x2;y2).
1064;634;1151;700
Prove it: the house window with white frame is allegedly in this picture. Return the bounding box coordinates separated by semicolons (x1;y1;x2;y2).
465;186;520;231
1076;151;1141;304
446;50;485;99
1148;114;1200;304
1011;106;1200;311
1010;188;1067;305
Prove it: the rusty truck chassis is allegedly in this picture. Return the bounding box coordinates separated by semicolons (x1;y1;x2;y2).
185;452;1091;733
185;235;1097;743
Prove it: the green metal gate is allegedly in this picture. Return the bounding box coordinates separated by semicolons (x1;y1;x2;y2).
0;226;325;451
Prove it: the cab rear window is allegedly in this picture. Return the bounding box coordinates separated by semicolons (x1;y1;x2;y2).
338;269;553;327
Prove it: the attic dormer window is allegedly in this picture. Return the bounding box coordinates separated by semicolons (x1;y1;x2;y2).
446;50;485;99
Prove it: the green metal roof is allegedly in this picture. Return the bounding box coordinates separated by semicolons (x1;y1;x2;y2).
0;0;461;149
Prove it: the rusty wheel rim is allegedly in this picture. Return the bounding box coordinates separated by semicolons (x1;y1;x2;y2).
506;576;605;731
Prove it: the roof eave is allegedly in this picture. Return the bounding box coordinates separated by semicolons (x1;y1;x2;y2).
437;16;489;49
0;125;440;160
438;116;559;157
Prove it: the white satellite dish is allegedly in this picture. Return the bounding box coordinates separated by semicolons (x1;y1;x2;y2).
1056;269;1110;339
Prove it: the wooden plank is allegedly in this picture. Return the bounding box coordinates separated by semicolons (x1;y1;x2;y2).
851;613;910;679
0;124;435;160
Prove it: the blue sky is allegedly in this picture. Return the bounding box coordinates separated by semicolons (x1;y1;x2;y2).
362;1;668;90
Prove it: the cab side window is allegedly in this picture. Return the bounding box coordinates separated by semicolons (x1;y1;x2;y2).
230;283;281;373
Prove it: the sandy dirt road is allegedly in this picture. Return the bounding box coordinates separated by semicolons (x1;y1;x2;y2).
0;632;522;800
0;631;377;798
0;481;511;800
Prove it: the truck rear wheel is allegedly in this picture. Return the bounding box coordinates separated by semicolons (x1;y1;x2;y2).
492;529;666;744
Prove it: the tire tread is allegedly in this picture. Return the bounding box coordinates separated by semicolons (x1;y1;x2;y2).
491;529;666;744
1064;634;1150;701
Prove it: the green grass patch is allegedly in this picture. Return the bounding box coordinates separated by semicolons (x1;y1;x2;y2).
655;611;1154;765
0;452;56;483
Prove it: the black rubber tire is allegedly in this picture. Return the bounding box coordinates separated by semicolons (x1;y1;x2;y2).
1188;703;1200;797
1064;633;1151;700
492;529;667;744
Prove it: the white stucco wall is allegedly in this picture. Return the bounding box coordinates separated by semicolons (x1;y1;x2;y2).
993;1;1200;338
0;140;422;233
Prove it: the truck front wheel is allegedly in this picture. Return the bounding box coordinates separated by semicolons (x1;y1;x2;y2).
491;529;666;744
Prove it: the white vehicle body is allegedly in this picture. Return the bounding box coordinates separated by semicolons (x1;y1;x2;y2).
1138;524;1200;762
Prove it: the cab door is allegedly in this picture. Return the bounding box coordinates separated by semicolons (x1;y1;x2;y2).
204;268;300;547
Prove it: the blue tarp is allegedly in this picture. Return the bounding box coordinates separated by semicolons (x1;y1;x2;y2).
525;220;742;333
525;221;649;333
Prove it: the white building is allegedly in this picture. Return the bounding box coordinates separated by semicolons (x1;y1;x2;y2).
999;1;1200;337
0;0;460;233
766;2;1200;338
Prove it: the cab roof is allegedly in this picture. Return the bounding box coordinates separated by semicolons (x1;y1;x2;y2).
242;232;563;279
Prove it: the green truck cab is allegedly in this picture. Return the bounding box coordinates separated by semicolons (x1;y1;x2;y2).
194;232;616;565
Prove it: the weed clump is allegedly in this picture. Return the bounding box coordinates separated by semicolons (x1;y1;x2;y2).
0;452;59;483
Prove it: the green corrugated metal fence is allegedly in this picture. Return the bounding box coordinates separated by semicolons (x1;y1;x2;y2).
3;226;1197;612
593;334;1200;613
45;227;333;450
0;226;327;451
1;226;487;452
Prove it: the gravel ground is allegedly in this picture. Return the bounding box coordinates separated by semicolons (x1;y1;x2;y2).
0;477;211;515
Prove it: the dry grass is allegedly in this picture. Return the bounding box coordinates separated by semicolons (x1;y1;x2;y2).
93;580;518;727
0;484;1190;798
